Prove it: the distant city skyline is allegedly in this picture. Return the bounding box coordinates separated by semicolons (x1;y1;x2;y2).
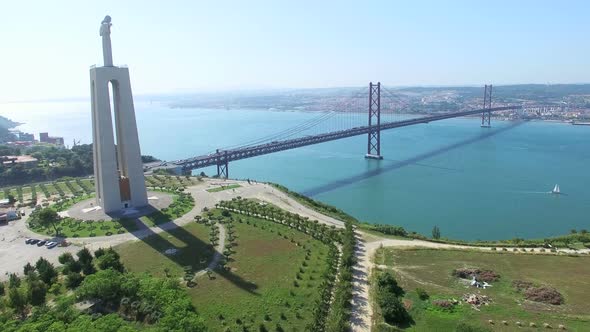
2;0;590;102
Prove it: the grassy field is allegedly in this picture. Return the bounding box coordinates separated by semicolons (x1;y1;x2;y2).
139;192;194;227
116;222;214;277
116;209;331;331
206;184;241;193
372;248;590;331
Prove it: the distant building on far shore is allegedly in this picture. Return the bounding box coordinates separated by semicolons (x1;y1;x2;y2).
39;132;64;146
14;131;34;142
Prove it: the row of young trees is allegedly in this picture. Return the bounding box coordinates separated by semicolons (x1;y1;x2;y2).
325;221;356;331
217;198;342;245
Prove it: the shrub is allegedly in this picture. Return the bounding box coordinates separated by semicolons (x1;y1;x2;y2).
432;299;454;311
65;272;84;289
415;288;429;300
378;292;411;325
377;271;405;297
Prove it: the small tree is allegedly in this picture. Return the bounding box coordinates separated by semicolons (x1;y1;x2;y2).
28;280;48;306
23;262;35;276
35;257;57;285
65;272;84;289
77;248;96;275
378;291;411;325
58;252;75;265
37;208;60;236
8;273;21;288
96;248;124;272
94;248;106;258
7;287;27;318
432;225;441;239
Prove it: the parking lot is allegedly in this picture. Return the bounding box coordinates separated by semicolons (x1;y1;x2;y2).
0;214;80;280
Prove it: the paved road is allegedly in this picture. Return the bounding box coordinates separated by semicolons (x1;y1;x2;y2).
0;207;81;281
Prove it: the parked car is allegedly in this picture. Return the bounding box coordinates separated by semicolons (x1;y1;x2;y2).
46;242;58;249
37;240;47;247
25;238;32;244
29;239;40;245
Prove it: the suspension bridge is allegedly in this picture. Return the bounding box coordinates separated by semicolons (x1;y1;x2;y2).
170;83;521;178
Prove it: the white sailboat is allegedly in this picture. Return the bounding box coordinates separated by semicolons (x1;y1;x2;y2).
551;184;561;194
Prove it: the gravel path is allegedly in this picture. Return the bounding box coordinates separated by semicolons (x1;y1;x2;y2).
195;222;226;278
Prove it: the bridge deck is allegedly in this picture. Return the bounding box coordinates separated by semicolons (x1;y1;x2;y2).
174;106;520;172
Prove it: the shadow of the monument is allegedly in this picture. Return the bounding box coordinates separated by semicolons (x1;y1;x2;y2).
118;215;259;295
302;121;526;197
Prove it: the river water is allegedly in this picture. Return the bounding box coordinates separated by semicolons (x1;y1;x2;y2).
2;100;589;240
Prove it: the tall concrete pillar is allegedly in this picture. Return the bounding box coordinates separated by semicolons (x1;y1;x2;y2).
90;15;148;213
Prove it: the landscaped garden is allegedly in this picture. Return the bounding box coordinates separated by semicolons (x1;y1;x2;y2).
27;194;140;237
371;248;590;331
25;175;198;238
115;197;357;331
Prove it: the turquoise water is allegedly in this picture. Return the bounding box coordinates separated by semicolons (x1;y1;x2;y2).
2;101;589;240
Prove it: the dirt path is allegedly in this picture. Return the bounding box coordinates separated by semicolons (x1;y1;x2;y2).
195;222;226;278
349;230;372;332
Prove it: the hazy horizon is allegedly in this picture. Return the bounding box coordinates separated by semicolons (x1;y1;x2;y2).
2;0;590;102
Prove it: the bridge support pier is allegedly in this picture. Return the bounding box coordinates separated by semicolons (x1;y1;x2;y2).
481;84;492;128
365;82;383;160
217;162;228;179
216;150;229;178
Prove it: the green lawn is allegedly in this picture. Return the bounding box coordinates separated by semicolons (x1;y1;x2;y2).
116;208;331;331
373;248;590;331
206;184;241;193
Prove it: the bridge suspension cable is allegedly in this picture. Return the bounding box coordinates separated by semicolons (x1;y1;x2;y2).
213;86;369;151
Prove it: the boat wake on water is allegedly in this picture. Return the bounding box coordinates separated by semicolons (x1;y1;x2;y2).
509;185;567;196
509;191;552;194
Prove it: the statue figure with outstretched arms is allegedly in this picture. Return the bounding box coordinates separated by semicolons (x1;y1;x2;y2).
100;15;113;66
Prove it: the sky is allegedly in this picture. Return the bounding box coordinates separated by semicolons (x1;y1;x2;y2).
1;0;590;101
